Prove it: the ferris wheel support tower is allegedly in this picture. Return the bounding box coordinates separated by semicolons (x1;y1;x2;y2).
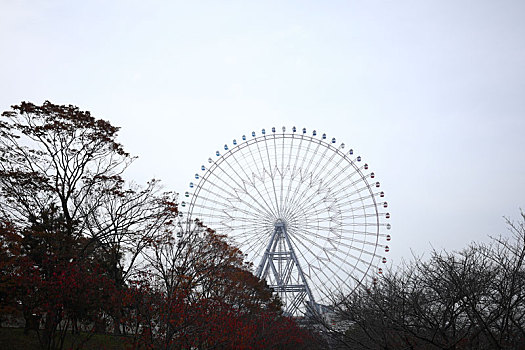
256;219;317;315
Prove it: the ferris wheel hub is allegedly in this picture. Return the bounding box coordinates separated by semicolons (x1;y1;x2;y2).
274;219;286;229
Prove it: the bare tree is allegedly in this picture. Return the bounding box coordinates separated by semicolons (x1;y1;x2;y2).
334;212;525;350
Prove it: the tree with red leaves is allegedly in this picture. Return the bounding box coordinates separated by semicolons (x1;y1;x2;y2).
0;204;121;349
0;101;178;347
0;220;22;325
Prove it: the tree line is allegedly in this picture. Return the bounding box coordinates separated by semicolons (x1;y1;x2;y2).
0;101;322;349
327;213;525;349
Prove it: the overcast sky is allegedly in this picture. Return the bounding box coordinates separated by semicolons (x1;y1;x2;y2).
1;0;524;267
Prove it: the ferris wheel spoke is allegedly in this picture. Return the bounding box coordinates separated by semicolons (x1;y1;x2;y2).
234;228;269;247
295;227;343;243
241;234;271;260
317;160;356;194
190;185;266;221
295;190;340;218
202;212;268;227
253;136;279;214
314;168;372;201
206;156;278;219
284;138;328;213
195;170;259;211
287;233;344;293
236;237;267;257
289;183;332;217
296;194;348;218
193;174;238;203
341;229;377;240
289;226;341;254
283;135;296;192
330;177;375;204
332;237;378;257
226;219;270;233
198;210;261;226
299;147;342;204
296;142;339;199
261;134;282;217
338;264;370;288
335;202;377;215
286;136;322;209
191;184;240;210
278;135;286;213
288;235;377;288
290;225;376;258
282;134;307;211
290;233;337;250
338;191;378;206
340;212;383;220
303;252;354;300
349;181;379;197
303;137;323;177
235;229;270;255
223;145;282;219
245;137;281;217
280;179;307;219
191;208;262;232
313;144;345;181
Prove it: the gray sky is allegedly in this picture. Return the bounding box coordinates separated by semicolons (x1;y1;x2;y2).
1;0;524;266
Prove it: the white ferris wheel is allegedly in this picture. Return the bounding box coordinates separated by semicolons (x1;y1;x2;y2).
182;126;391;315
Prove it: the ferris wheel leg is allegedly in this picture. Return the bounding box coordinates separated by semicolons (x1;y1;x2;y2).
255;220;319;315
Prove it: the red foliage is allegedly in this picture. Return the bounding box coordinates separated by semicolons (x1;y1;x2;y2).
122;279;313;349
121;228;317;349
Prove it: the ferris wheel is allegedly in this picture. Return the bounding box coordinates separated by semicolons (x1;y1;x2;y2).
182;126;391;316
